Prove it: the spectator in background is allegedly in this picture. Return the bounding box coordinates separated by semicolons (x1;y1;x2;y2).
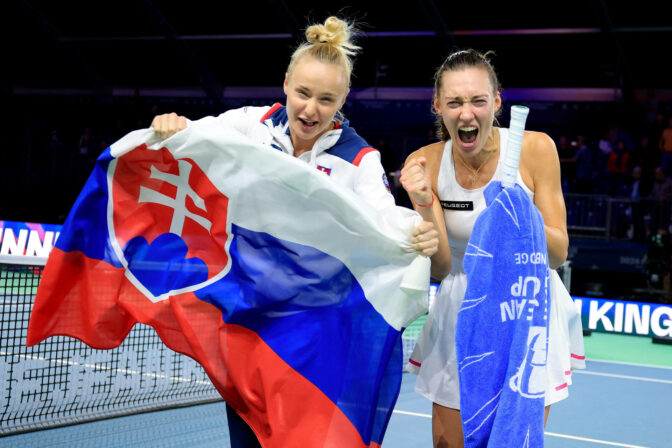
626;166;649;241
607;140;631;195
659;117;672;176
557;134;576;191
597;131;613;165
595;128;616;192
573;135;594;194
649;166;672;238
650;166;672;200
628;166;644;198
632;135;660;177
598;127;615;156
630;164;653;199
652;113;667;144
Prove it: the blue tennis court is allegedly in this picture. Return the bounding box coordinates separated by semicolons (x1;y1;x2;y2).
391;359;672;448
2;261;672;447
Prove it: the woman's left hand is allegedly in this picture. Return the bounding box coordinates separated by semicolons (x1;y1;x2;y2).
411;221;439;257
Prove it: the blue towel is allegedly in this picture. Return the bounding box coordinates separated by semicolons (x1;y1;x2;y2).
456;181;549;447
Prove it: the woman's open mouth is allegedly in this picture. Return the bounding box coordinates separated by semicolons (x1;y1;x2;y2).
299;118;318;130
458;126;478;144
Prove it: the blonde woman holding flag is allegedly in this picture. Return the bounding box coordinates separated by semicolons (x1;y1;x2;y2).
152;16;439;448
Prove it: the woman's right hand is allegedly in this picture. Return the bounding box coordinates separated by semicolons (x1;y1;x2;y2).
151;113;187;139
400;157;433;207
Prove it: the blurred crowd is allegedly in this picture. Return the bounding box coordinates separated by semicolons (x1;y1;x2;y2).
556;113;672;200
3;94;672;245
2;94;672;300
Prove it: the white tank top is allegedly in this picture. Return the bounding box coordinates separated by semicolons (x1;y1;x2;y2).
437;127;534;273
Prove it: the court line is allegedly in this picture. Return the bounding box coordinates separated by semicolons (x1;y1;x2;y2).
574;370;672;384
393;409;431;419
587;358;672;371
544;431;650;448
0;351;212;385
392;411;650;447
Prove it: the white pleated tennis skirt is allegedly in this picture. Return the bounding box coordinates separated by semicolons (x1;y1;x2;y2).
407;269;585;409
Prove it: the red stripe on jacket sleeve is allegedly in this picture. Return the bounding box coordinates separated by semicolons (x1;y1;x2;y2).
352;147;377;167
259;103;283;123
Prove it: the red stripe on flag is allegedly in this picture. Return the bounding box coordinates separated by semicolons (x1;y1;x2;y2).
27;249;135;348
27;248;372;447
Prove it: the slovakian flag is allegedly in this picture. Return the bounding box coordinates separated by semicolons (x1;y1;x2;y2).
26;122;430;447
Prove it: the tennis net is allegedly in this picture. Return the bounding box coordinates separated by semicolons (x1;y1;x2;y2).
0;259;221;435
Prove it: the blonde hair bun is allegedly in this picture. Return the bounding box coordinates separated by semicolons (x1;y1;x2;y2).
305;17;358;56
287;16;361;93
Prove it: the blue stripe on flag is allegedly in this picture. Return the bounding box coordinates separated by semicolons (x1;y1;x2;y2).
54;147;121;267
196;224;401;443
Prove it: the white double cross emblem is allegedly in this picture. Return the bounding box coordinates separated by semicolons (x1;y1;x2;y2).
138;160;212;236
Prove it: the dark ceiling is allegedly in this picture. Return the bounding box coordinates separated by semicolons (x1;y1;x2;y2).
5;0;672;98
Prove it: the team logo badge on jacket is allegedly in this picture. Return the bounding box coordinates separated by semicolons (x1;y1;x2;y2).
317;165;332;175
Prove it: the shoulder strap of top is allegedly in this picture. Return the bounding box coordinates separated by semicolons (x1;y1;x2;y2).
436;140;454;196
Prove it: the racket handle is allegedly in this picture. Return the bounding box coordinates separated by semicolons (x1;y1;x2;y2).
501;105;529;189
